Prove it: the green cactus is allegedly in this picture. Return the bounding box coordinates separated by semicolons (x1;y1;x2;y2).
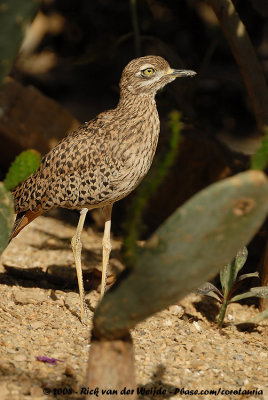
93;170;268;340
0;0;37;83
250;126;268;170
4;149;41;191
0;182;14;254
0;149;41;255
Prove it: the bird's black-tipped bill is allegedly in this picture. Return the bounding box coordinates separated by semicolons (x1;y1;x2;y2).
169;69;197;78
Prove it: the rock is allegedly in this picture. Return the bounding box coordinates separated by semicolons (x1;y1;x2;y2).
13;289;47;304
13;354;27;362
193;321;202;332
31;321;43;330
0;77;79;168
64;364;74;377
233;354;244;361
64;292;79;309
21;379;31;395
169;305;184;317
30;386;44;397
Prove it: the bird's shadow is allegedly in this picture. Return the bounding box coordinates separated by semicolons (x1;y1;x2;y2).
1;264;97;291
28;227;122;267
4;224;123;293
0;264;101;320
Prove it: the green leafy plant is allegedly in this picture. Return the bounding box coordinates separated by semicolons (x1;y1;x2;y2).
250;126;268;170
4;149;41;191
0;182;14;254
198;247;268;327
0;149;41;254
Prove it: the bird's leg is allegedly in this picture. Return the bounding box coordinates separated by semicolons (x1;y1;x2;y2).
100;204;113;298
71;208;88;323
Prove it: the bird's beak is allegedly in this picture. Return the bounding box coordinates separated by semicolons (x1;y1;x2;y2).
167;68;197;78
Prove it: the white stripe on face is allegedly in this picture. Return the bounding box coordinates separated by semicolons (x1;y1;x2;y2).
139;74;161;86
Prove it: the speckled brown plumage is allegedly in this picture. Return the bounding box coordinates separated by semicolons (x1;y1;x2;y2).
10;55;196;321
13;94;159;215
12;56;196;225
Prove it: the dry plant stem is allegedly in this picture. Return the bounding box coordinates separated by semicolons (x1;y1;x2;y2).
207;0;268;132
260;239;268;311
208;0;268;297
130;0;141;57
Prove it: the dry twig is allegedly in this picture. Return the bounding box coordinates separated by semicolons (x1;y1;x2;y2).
207;0;268;133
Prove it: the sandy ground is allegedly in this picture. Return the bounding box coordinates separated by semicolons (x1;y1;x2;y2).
0;216;267;400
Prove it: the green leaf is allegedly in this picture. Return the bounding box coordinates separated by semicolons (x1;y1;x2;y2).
220;262;231;294
249;286;268;298
203;291;223;302
0;182;14;254
220;246;248;300
230;286;268;302
0;0;37;83
197;282;223;302
252;309;268;323
237;309;268;327
4;149;41;190
237;271;259;282
230;292;256;302
234;246;248;277
250;126;268;170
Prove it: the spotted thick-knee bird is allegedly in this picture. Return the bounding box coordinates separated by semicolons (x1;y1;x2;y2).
10;55;196;323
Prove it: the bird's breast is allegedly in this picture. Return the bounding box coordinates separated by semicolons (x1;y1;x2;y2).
109;110;160;199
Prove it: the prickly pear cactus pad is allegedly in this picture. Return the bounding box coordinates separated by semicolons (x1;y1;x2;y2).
93;170;268;339
4;149;41;191
0;0;37;83
0;183;14;254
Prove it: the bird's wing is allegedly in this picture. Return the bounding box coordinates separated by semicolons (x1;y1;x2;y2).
13;121;118;213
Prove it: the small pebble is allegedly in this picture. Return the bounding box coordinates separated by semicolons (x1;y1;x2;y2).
233;354;244;361
164;319;173;327
13;290;47;305
30;386;44;397
193;321;202;332
169;305;184;317
13;354;27;362
31;321;43;330
64;364;74;377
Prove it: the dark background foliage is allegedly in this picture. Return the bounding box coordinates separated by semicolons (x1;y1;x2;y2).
2;0;268;245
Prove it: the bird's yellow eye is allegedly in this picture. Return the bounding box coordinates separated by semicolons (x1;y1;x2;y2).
141;67;155;77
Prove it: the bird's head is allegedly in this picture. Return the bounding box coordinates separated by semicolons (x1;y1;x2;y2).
119;55;196;96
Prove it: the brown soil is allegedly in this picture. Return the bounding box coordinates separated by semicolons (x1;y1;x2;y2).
0;216;267;400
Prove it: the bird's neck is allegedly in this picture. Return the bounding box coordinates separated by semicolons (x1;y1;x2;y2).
114;91;160;183
116;92;158;116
